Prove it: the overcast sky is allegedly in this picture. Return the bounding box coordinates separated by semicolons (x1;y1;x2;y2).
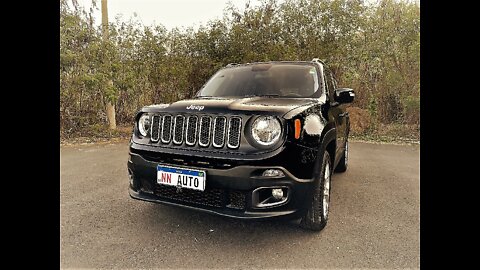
74;0;418;30
75;0;264;30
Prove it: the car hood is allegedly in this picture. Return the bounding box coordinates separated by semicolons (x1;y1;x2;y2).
142;97;317;117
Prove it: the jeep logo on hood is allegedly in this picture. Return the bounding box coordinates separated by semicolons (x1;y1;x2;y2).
186;105;205;111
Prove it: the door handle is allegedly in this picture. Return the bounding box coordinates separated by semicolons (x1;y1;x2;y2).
339;112;348;117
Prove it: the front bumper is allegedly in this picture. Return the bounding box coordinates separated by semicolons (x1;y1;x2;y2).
127;151;315;219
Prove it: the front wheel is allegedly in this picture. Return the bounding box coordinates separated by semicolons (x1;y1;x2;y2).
335;139;348;173
300;151;332;231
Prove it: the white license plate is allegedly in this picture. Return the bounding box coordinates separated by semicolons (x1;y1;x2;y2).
157;165;206;191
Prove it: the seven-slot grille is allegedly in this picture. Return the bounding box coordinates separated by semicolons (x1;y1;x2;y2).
172;115;185;144
150;114;242;149
186;116;198;145
150;115;161;142
213;117;227;148
227;117;242;148
199;116;212;147
161;115;173;143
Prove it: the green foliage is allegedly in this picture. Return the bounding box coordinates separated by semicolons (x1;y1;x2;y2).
403;95;420;125
60;0;420;137
367;94;378;121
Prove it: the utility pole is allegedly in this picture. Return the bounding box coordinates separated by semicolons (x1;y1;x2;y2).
102;0;116;129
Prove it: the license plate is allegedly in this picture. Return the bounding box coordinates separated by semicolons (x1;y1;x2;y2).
157;165;206;191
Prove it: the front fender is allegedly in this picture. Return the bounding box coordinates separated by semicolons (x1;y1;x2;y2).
310;127;336;178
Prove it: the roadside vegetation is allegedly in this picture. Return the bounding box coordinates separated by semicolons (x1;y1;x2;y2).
60;0;419;143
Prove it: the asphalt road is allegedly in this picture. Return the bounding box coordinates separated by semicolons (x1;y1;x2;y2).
60;141;419;269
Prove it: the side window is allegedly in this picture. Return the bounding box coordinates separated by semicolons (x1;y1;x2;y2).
324;68;335;101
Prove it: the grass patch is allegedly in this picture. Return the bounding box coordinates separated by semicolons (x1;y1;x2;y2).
350;123;419;144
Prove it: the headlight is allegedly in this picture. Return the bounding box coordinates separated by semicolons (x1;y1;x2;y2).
138;114;151;136
251;116;282;146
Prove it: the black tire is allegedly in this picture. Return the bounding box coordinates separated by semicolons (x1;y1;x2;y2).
300;150;332;231
335;139;348;173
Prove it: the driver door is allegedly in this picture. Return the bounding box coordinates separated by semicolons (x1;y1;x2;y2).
325;68;346;161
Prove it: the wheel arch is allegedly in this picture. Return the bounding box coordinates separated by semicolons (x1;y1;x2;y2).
312;127;336;179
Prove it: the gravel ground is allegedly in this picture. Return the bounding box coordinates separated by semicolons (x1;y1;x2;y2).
60;141;419;269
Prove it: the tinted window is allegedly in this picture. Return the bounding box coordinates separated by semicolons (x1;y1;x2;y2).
198;64;320;98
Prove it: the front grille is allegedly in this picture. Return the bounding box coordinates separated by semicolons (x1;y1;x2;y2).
212;117;227;148
150;115;161;142
149;114;242;150
173;115;185;144
155;185;224;208
154;185;246;210
199;116;212;147
227;191;247;210
227;117;241;148
185;116;198;146
161;115;173;143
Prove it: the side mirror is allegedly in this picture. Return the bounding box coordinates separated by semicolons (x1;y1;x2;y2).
334;88;355;104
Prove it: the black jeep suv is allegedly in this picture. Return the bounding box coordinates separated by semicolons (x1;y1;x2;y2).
128;59;354;231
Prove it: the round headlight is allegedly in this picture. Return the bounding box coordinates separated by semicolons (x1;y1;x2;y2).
138;114;151;137
251;116;282;146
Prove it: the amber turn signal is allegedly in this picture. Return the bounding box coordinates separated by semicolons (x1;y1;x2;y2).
294;119;301;139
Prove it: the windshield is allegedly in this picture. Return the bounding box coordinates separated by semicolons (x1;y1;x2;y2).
197;63;320;98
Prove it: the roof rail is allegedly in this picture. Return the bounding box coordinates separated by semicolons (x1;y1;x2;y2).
226;63;238;67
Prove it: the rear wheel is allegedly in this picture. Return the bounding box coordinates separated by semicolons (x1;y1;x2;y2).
300;151;332;231
335;139;348;173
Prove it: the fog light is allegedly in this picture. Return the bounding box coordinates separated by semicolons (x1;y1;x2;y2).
262;169;285;177
272;188;284;200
